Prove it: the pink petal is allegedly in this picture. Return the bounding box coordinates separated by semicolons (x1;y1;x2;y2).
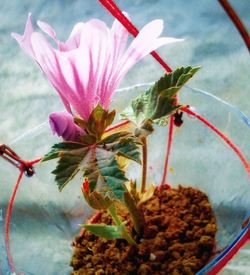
110;12;129;63
11;13;35;58
78;19;110;110
37;20;64;50
107;20;183;98
119;19;182;74
30;32;80;115
64;22;85;51
99;12;129;108
38;20;85;52
49;112;84;141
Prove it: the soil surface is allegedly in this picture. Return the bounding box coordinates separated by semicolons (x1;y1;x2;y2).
71;186;217;275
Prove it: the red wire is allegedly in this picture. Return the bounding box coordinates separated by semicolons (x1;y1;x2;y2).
181;106;250;177
98;0;172;72
5;157;41;273
5;166;24;273
218;0;250;51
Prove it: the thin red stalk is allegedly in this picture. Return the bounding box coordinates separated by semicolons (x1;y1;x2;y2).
161;116;174;185
5;166;24;273
0;155;19;168
105;119;130;133
218;0;250;51
181;106;250;177
4;157;41;273
26;157;42;166
140;137;148;193
98;0;172;72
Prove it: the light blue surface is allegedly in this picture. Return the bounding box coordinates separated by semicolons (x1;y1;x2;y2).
0;1;249;274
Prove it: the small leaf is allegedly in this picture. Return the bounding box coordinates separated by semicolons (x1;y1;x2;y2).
83;190;113;210
99;131;141;164
79;134;97;145
82;224;124;240
124;190;145;235
106;110;116;128
121;66;200;126
86;104;116;139
139;184;156;205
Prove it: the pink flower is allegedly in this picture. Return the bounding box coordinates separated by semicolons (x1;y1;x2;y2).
49;112;84;141
12;13;182;140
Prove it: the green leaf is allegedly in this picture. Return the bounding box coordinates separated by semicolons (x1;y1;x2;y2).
85;132;141;201
124;190;145;235
121;66;200;126
86;104;116;139
81;223;124;240
83;190;113;210
43;103;141;196
96;148;128;200
42;142;85;161
43;142;89;191
113;137;141;164
99;131;141;164
44;129;141;200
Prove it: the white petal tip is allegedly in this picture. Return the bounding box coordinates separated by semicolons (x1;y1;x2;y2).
37;20;44;27
11;32;20;40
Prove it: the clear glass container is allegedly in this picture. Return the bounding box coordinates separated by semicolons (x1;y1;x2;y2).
0;84;249;274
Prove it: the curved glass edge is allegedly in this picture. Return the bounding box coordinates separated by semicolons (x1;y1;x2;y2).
197;220;250;274
186;85;250;128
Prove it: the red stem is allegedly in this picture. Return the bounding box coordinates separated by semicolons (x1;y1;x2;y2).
218;0;250;51
161;116;174;185
105;119;130;133
181;106;250;177
26;157;42;166
5;167;24;273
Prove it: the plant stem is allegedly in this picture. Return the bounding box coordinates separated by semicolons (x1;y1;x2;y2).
141;137;147;193
161;115;175;186
124;190;145;236
108;204;137;245
105;119;130;133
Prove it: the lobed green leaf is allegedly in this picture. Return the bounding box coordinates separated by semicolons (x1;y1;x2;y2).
121;66;200;126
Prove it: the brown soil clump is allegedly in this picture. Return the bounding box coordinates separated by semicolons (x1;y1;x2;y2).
71;186;217;275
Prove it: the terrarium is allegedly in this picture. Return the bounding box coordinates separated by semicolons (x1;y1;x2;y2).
0;0;249;274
